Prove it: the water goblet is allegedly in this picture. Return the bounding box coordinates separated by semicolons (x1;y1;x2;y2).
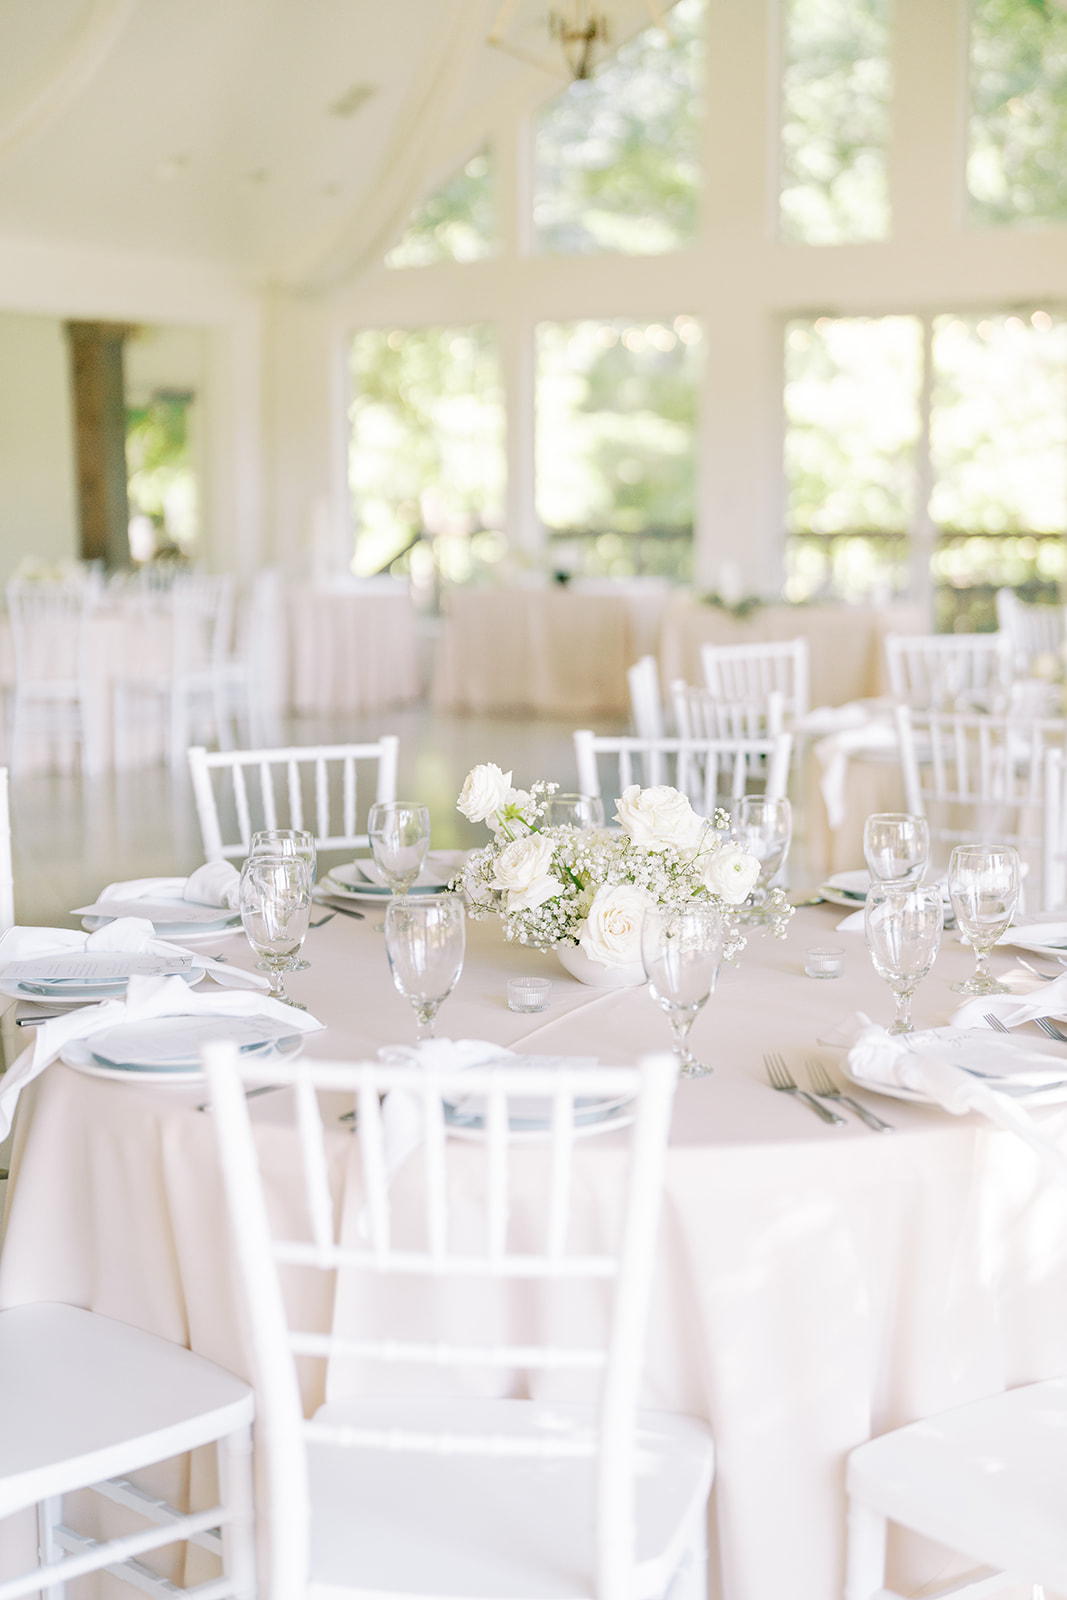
385;894;466;1041
733;796;792;924
640;903;723;1078
543;793;606;829
368;802;432;931
864;882;943;1033
948;843;1020;995
250;829;316;969
239;854;311;1009
863;813;929;888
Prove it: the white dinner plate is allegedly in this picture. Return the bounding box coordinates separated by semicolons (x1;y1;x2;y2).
844;1031;1067;1107
818;871;951;910
997;922;1067;960
0;954;201;1002
71;898;242;931
62;1030;303;1084
89;1015;300;1070
444;1100;634;1142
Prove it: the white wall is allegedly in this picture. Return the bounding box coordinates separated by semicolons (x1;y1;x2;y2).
0;312;77;582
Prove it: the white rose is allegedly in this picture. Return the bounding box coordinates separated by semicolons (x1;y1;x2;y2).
492;833;557;895
614;784;706;852
457;763;513;824
579;883;653;969
703;845;761;906
507;873;564;913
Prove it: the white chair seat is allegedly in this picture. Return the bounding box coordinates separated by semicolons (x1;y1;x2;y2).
307;1396;714;1600
0;1302;253;1518
847;1377;1067;1593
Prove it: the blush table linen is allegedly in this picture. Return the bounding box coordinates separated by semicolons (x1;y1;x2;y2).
2;910;1066;1600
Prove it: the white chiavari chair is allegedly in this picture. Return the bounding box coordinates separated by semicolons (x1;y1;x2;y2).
627;655;666;740
0;1303;254;1600
670;680;785;742
204;1044;713;1600
6;578;100;777
996;587;1066;675
187;738;399;862
885;632;1014;712
574;729;792;817
894;705;1067;907
700;638;809;721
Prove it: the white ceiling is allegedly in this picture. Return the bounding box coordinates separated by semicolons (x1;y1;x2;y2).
0;0;540;288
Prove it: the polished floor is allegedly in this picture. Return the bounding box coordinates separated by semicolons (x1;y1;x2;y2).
10;707;628;928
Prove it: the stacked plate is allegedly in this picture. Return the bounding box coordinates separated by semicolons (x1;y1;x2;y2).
818;870;952;910
72;897;241;940
319;853;461;904
844;1028;1067;1107
998;921;1067;962
0;953;201;1004
62;1015;303;1084
442;1055;634;1141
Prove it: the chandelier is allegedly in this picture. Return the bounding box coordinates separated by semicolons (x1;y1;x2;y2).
488;0;670;83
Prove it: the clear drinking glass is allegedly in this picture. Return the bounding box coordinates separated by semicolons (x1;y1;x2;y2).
368;801;432;931
948;843;1020;996
864;883;943;1033
239;855;311;1009
385;893;466;1040
250;829;316;969
640;903;723;1078
733;796;792;924
863;813;929;888
543;794;606;829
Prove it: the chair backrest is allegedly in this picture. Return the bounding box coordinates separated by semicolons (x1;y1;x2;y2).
187;738;399;860
670;680;785;743
996;588;1067;673
6;578;94;687
894;704;1067;907
0;767;14;933
626;656;665;740
699;638;809;719
884;632;1013;711
170;573;236;677
204;1046;679;1600
573;729;792;816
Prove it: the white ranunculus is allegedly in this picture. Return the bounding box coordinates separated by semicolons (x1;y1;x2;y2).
507;873;564;913
614;784;706;852
579;883;653;969
492;833;556;895
457;763;513;824
703;845;761;905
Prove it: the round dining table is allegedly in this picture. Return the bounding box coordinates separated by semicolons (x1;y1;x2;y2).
1;901;1066;1600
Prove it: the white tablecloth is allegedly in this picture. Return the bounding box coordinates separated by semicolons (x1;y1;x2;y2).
2;909;1066;1600
433;585;669;716
282;582;421;716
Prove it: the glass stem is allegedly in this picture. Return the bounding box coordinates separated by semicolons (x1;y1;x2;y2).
415;1001;439;1041
667;1006;696;1065
893;985;914;1032
973;944;993;985
267;963;287;1002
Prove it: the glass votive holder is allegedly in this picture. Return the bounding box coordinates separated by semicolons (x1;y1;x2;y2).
508;976;552;1013
805;946;845;980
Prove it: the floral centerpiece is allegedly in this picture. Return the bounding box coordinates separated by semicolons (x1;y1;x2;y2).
453;763;792;977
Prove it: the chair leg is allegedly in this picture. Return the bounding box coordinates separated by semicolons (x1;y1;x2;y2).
844;1497;888;1600
36;1494;65;1599
218;1423;256;1599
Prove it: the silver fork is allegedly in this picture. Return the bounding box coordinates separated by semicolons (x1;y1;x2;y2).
986;1010;1067;1043
309;912;336;929
1017;956;1067;982
764;1052;844;1125
805;1058;893;1132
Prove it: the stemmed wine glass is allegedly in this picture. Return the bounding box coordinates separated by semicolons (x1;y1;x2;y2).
640;903;723;1078
543;794;605;829
239;855;311;1009
864;883;943;1033
863;813;929;888
385;894;466;1041
947;844;1020;996
368;802;432;931
251;829;316;969
733;796;792;924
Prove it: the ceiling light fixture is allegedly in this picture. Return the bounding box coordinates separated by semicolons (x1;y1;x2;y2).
488;0;670;82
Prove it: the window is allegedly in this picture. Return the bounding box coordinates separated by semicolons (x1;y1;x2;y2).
126;391;198;562
536;316;702;578
779;0;892;245
784;309;1067;627
385;150;496;268
532;0;703;256
349;327;505;596
969;0;1067;228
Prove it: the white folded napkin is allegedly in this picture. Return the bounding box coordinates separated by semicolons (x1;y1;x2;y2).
952;971;1067;1031
377;1038;514;1184
826;1013;1067;1187
96;861;241;910
0;918;268;991
0;971;325;1141
997;921;1067;953
793;699;890;738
